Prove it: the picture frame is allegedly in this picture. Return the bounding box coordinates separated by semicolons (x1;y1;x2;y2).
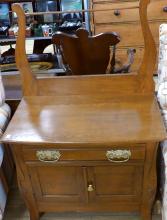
60;0;83;21
0;3;10;26
35;0;58;23
12;2;34;24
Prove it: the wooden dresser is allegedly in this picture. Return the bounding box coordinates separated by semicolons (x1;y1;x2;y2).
1;2;167;220
90;0;167;72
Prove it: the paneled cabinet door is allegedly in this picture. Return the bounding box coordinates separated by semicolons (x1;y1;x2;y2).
28;165;86;203
86;165;144;204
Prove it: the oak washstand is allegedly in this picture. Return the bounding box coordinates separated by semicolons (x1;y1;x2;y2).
2;1;166;220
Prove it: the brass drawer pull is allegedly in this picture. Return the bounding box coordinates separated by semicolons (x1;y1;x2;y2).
87;184;94;192
36;150;61;162
106;150;131;163
114;9;120;16
163;6;167;12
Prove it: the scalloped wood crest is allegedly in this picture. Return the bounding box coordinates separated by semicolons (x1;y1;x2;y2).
12;0;156;96
52;29;120;75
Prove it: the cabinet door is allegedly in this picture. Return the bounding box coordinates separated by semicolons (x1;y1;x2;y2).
28;165;86;203
87;165;143;204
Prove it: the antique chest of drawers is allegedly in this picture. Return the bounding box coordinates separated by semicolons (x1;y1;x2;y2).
2;94;166;220
90;0;167;72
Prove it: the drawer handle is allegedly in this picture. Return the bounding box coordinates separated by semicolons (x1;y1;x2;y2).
36;150;61;162
114;10;120;16
87;184;94;192
163;6;167;12
106;150;131;163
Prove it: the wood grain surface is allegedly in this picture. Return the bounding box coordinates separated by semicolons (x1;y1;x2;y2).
2;94;166;145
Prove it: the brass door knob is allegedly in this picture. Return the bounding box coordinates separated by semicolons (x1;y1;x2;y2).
87;184;94;192
114;9;120;16
163;6;167;12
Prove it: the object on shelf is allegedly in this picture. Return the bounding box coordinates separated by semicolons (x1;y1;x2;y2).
25;26;31;37
8;25;18;37
0;53;58;73
41;24;53;37
113;48;136;73
8;25;32;37
12;2;34;24
59;0;83;32
1;45;15;57
59;20;82;31
1;53;54;65
33;24;43;37
0;62;53;73
32;23;58;37
0;26;8;38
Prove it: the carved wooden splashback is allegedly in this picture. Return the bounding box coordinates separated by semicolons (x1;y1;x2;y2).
12;0;156;96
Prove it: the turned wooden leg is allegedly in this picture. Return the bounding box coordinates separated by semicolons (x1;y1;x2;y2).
140;143;158;220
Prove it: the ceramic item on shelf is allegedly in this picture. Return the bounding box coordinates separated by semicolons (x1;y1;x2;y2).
41;24;52;37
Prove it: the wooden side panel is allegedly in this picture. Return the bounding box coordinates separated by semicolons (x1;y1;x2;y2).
37;74;140;96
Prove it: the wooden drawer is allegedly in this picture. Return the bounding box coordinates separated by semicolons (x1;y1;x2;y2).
93;0;167;24
93;2;139;24
94;21;161;47
23;145;145;162
148;0;167;21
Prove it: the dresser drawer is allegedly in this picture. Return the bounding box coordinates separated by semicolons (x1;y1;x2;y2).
148;0;167;21
93;0;167;24
93;2;139;24
95;21;160;47
23;145;145;163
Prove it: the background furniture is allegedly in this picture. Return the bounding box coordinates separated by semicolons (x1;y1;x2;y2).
1;2;166;220
0;0;88;100
157;23;167;220
0;0;87;54
90;0;167;73
1;0;167;102
0;74;13;220
53;28;120;75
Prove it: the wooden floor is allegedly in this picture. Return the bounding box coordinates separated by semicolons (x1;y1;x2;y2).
3;180;162;220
